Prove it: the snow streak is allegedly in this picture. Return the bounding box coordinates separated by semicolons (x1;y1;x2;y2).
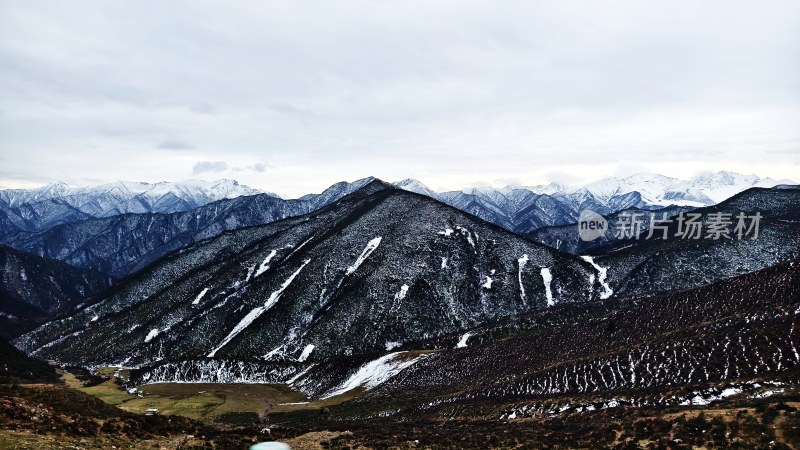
144;328;159;343
456;332;472;348
540;267;554;306
581;255;614;299
346;237;382;275
518;255;529;303
191;287;209;305
322;352;427;399
298;344;315;362
208;259;311;357
255;250;278;277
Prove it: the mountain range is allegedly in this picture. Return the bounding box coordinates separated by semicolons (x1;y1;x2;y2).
0;179;262;220
1;172;792;281
15;181;604;368
3;170;800;448
2;171;791;235
397;171;794;236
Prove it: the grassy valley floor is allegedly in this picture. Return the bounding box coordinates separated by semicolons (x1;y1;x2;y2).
2;367;800;449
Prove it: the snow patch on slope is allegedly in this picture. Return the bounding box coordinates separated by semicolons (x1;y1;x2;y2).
455;226;476;250
208;259;312;357
144;329;159;343
456;332;472;348
255;250;278;277
540;268;554;306
580;256;613;299
298;344;315;362
322;352;427;399
517;255;529;303
395;284;409;301
191;287;209;305
346;237;382;275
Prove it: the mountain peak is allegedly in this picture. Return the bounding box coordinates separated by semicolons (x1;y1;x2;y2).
393;178;438;198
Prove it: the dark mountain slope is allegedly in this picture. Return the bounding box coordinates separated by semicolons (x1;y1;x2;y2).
287;259;800;420
16;181;602;367
591;187;800;297
0;199;93;239
0;245;113;338
435;188;653;236
0;337;58;383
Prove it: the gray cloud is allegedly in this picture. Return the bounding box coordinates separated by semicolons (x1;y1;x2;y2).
158;140;196;150
189;103;219;114
192;160;228;175
0;0;797;197
232;161;272;173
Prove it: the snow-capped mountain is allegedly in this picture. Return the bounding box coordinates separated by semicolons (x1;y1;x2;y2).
576;171;791;207
15;181;603;367
393;178;440;199
298;177;377;210
0;179;264;231
1;178;379;278
593;187;800;298
391;171;795;236
0;179;263;210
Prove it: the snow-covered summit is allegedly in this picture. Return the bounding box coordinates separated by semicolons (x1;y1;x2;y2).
577;172;792;207
391;171;793;208
393;178;439;198
0;179;264;217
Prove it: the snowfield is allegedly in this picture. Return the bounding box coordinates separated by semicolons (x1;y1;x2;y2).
322;352;428;399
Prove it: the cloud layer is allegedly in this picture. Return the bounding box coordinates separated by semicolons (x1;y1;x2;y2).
0;0;798;196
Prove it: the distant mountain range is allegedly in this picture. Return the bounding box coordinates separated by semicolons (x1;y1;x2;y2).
2;171;791;234
396;171;794;236
1;172;792;280
0;179;263;218
0;178;375;278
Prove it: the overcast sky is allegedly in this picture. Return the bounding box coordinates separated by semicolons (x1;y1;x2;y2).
1;1;798;197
